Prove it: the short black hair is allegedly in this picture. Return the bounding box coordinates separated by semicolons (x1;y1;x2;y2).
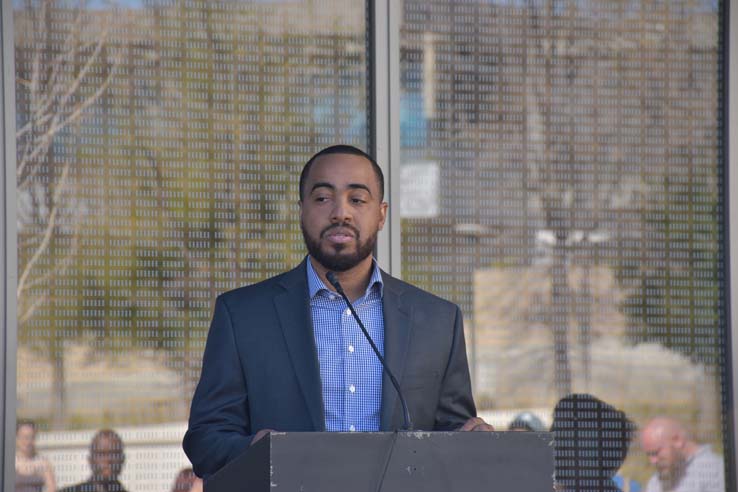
91;428;124;453
299;145;384;201
551;393;636;487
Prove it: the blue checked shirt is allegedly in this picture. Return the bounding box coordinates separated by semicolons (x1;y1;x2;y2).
306;258;385;432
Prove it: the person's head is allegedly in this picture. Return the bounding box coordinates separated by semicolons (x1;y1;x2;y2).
508;411;545;432
640;417;696;481
171;467;203;492
299;145;387;273
15;419;37;457
88;429;125;482
551;394;635;491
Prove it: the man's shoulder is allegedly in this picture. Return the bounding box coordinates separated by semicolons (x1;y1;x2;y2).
218;262;306;304
687;446;725;491
691;445;724;470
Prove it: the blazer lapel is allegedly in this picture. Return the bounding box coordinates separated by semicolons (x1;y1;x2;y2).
380;273;413;430
274;261;325;431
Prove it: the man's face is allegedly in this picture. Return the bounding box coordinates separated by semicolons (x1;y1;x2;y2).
641;432;684;480
300;153;387;272
89;435;125;481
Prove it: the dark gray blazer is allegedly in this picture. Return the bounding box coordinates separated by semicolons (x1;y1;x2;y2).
183;259;476;478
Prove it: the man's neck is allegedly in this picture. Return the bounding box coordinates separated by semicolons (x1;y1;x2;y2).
309;256;374;302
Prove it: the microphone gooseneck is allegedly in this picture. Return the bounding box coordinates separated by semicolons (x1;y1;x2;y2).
325;271;413;431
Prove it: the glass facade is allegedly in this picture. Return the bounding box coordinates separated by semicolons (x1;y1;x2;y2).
13;0;368;489
399;0;727;489
5;0;732;491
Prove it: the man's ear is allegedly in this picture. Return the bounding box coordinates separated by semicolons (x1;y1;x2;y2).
378;201;388;230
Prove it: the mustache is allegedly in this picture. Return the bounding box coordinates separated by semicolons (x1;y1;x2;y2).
320;223;360;238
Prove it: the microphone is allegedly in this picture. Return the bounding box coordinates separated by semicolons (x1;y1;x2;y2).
325;271;413;431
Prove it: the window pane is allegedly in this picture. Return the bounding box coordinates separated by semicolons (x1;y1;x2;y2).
400;1;727;490
14;0;368;489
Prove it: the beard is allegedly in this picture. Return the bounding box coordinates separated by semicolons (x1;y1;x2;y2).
301;220;377;272
657;456;687;489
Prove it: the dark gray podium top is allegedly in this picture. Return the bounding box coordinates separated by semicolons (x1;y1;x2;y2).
206;431;554;492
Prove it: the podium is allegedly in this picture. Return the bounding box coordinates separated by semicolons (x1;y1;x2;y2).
205;431;553;492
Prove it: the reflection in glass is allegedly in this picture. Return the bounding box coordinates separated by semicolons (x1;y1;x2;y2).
14;0;368;488
399;0;725;487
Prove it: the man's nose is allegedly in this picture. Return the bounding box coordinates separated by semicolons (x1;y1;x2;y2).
331;198;352;222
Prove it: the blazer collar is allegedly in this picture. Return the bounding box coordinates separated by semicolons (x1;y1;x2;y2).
274;259;326;431
379;272;414;430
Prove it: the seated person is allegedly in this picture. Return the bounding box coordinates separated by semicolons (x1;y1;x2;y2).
551;394;636;492
60;429;127;492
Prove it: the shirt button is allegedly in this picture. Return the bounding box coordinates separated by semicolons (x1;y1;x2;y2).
349;425;356;432
344;308;351;316
349;384;356;393
329;295;336;300
348;344;354;353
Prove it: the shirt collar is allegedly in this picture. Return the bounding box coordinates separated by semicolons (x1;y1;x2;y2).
687;445;711;464
306;256;384;300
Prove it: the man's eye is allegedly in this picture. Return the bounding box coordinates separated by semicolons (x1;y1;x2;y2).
351;197;366;204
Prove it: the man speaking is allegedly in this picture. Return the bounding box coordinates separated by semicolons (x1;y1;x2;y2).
183;145;491;478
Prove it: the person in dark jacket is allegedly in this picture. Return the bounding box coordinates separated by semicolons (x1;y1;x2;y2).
60;429;127;492
551;394;636;492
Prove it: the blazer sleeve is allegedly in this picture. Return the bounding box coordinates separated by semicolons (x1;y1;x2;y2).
183;296;254;478
433;305;477;430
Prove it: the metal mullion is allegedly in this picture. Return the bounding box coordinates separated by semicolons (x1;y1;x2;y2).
371;0;401;276
1;0;18;487
727;0;737;489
